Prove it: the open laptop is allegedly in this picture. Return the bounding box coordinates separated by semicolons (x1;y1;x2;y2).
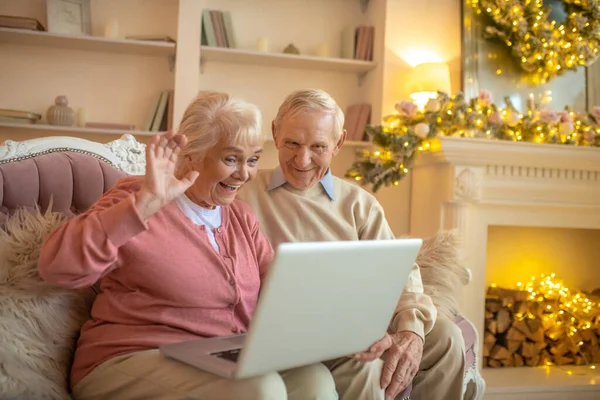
159;238;422;380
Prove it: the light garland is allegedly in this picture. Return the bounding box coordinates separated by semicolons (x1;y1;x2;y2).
492;273;600;367
468;0;600;83
345;90;600;192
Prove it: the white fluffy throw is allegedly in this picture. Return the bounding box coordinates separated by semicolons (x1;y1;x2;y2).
416;230;471;320
0;208;93;400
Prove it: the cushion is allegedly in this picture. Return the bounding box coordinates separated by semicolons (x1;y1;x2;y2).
0;206;94;400
416;230;471;319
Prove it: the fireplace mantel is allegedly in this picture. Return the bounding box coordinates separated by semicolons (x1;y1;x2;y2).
408;137;600;378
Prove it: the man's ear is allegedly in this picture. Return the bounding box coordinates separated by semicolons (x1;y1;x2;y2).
332;129;347;156
271;121;277;145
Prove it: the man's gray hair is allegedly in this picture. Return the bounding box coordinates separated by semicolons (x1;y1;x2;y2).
176;91;263;176
273;89;345;141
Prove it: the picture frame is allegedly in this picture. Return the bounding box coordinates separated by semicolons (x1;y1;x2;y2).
46;0;91;36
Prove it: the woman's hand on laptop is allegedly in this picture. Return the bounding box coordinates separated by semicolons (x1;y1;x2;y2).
380;331;424;400
349;332;393;362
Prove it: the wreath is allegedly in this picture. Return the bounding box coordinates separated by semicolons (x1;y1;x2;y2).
469;0;600;83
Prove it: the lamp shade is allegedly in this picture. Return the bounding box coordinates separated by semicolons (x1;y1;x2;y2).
408;62;451;95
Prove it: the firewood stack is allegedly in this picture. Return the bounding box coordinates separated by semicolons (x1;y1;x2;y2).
483;286;600;368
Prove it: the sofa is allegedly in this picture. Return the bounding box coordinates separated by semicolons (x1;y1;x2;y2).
0;134;484;400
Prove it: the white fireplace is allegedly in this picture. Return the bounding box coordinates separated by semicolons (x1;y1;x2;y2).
409;137;600;399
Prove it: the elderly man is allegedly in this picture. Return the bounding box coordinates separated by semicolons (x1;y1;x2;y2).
237;88;465;400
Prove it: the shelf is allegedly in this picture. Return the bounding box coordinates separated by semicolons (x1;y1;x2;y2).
0;27;176;57
0;122;160;136
200;46;377;76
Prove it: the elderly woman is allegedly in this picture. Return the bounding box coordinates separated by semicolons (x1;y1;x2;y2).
38;92;337;400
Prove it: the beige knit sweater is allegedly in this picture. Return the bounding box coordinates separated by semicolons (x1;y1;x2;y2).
237;169;436;338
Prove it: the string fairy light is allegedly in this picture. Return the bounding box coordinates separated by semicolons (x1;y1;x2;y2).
509;273;600;367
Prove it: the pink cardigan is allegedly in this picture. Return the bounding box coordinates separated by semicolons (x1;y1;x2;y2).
38;176;274;387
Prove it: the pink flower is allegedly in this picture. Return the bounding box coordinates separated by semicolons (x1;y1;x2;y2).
488;111;502;125
539;110;560;124
478;89;493;106
560;111;573;123
395;100;418;117
593;106;600;123
583;130;596;142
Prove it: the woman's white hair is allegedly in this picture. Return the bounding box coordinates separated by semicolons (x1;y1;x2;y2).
272;89;345;141
176;91;263;176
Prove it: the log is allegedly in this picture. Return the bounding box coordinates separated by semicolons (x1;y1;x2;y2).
506;327;527;341
513;301;529;317
554;356;574;365
488;359;502;368
546;325;565;341
539;350;553;365
521;341;539;358
526;318;542;333
501;357;515;367
486;319;498;335
514;353;525;367
486;297;502;313
507;340;522;353
525;354;540;366
549;340;570;357
496;309;511;333
484;331;496;345
487;286;529;302
490;345;511;360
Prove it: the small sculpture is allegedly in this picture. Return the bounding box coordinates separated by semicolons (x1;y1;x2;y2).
47;95;74;126
283;44;300;55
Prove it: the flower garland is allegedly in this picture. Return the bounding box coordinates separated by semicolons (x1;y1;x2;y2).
468;0;600;83
345;89;600;192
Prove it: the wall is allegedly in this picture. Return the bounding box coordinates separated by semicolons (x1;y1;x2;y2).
379;0;462;236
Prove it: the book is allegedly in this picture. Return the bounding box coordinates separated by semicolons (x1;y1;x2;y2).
0;109;42;121
0;15;45;31
201;9;235;49
344;103;371;141
151;91;169;132
201;9;217;47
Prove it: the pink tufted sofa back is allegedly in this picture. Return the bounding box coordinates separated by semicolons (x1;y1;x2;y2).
0;151;126;223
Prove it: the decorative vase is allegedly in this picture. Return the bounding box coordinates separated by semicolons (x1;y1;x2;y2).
47;95;74;126
283;44;300;55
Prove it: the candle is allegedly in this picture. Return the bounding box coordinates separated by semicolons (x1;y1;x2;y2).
104;18;119;39
77;108;88;127
257;37;268;52
317;43;329;57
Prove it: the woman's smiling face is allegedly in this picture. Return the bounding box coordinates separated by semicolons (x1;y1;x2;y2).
185;142;263;208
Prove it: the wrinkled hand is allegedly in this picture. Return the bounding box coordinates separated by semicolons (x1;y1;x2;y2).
381;331;423;400
135;131;199;220
350;333;393;363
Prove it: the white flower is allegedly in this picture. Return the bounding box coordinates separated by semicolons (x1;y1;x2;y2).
425;98;441;113
414;122;430;138
558;122;574;136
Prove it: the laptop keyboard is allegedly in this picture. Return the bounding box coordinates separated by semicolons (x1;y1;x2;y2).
210;348;241;362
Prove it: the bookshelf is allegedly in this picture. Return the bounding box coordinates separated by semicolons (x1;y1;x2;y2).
0;27;175;57
1;0;382;154
200;46;377;76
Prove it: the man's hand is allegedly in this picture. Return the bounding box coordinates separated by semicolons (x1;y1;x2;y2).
381;331;423;400
350;333;393;362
